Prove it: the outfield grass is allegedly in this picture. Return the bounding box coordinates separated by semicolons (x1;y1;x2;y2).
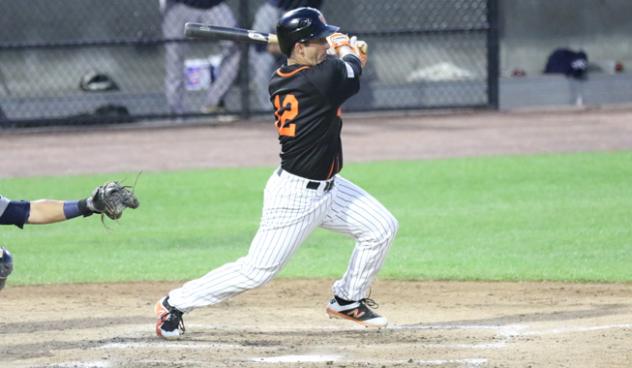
2;151;631;285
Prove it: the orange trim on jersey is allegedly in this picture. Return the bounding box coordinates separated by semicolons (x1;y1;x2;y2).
326;160;336;179
276;66;310;78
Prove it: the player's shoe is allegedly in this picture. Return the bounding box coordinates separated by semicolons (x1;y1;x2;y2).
326;297;388;328
154;296;185;339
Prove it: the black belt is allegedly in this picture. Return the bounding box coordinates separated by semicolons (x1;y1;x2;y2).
277;168;335;192
306;180;335;192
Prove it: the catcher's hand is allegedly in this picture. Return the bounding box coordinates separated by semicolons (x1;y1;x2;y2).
87;181;139;220
0;247;13;290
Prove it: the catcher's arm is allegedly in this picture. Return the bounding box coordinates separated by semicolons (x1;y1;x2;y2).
1;198;93;226
24;181;139;224
27;200;71;224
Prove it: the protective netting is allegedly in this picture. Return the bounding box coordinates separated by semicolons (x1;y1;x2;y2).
0;0;497;126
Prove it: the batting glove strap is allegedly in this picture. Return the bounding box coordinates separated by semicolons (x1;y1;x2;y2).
327;33;351;50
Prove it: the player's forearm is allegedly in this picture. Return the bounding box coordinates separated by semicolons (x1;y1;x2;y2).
27;199;95;224
27;200;67;224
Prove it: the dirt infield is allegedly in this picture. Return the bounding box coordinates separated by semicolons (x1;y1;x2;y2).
1;108;632;367
1;281;631;367
2;107;632;178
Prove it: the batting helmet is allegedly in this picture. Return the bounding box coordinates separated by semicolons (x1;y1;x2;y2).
276;7;339;57
0;247;13;290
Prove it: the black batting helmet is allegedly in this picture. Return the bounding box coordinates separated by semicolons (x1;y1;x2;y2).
276;7;339;57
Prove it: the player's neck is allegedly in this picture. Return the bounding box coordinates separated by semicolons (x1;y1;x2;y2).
288;52;319;66
287;56;307;66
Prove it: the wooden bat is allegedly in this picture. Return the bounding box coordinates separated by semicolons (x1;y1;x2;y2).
184;23;278;45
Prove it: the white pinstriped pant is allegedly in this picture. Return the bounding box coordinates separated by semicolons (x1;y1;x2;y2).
168;168;399;312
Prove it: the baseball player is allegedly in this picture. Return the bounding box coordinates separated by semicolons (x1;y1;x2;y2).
155;7;398;339
0;183;139;290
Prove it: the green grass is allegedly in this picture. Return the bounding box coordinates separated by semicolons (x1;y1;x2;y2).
2;151;632;285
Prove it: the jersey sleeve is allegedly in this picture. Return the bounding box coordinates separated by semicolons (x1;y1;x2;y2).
0;200;30;228
307;55;363;106
0;196;9;216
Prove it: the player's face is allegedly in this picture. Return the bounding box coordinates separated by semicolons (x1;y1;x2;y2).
301;38;329;65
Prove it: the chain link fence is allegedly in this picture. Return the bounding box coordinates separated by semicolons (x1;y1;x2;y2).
0;0;498;127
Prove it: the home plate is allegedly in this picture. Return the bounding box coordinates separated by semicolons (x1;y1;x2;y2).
251;354;341;363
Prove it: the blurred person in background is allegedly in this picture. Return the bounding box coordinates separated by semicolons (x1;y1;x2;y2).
249;0;323;111
161;0;241;114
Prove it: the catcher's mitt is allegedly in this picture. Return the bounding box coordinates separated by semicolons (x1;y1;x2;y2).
0;247;13;290
87;181;139;220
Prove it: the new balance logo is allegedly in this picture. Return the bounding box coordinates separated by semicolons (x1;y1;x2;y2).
346;308;365;319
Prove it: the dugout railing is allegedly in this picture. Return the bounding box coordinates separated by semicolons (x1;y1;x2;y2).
0;0;499;127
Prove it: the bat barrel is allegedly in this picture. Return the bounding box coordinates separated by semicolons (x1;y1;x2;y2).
184;23;270;45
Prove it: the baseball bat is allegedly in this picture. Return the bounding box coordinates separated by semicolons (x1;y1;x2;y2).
184;23;278;45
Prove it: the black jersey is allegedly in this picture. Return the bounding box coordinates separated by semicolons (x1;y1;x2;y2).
268;54;362;180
